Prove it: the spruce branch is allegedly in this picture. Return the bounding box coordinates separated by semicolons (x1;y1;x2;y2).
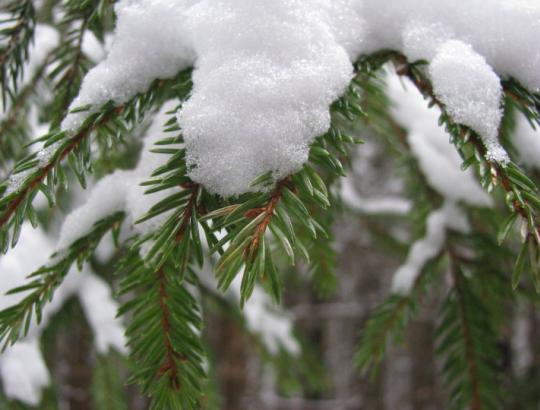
0;0;35;107
0;70;191;252
382;52;540;288
437;249;501;410
118;250;205;409
0;51;52;167
0;211;124;349
354;262;437;375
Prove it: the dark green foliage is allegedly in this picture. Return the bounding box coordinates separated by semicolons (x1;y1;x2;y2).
437;267;501;410
118;249;206;409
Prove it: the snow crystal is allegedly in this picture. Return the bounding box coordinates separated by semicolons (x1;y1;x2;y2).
429;40;507;163
0;223;126;404
392;202;470;294
63;0;539;195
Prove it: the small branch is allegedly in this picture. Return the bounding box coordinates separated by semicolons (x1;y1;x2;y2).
392;53;540;246
0;105;124;229
244;178;291;259
155;268;183;389
448;248;482;410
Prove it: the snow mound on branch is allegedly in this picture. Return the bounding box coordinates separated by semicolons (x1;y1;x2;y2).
63;0;539;195
0;223;126;405
429;41;507;163
178;0;362;196
62;0;197;130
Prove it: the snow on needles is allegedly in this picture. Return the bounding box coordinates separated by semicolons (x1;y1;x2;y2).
58;101;180;250
387;72;491;295
62;0;540;196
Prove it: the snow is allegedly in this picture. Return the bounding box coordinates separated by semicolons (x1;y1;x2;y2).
387;73;493;207
60;0;539;196
231;279;299;356
178;0;357;196
61;0;196;130
340;175;411;215
0;340;49;406
386;71;493;294
58;101;180;250
0;223;126;405
514;114;540;169
391;202;469;294
429;40;507;163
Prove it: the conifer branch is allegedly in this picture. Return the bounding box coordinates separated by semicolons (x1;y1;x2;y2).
118;250;205;409
0;52;51;166
437;246;501;410
355;263;436;375
0;0;35;106
0;211;124;349
451;262;482;410
392;54;540;236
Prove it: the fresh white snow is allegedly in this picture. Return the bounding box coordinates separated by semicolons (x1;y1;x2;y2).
61;0;540;196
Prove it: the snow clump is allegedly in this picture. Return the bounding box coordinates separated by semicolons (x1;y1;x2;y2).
62;0;540;196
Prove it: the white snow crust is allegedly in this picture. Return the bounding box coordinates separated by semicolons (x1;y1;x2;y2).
61;0;540;196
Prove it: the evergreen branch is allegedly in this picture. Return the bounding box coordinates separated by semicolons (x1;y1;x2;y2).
0;211;124;349
354;262;436;375
0;103;124;248
385;52;540;287
452;269;481;409
0;0;35;106
0;71;191;252
47;11;92;127
437;252;501;410
0;52;53;167
502;78;540;129
118;250;206;409
204;171;330;306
